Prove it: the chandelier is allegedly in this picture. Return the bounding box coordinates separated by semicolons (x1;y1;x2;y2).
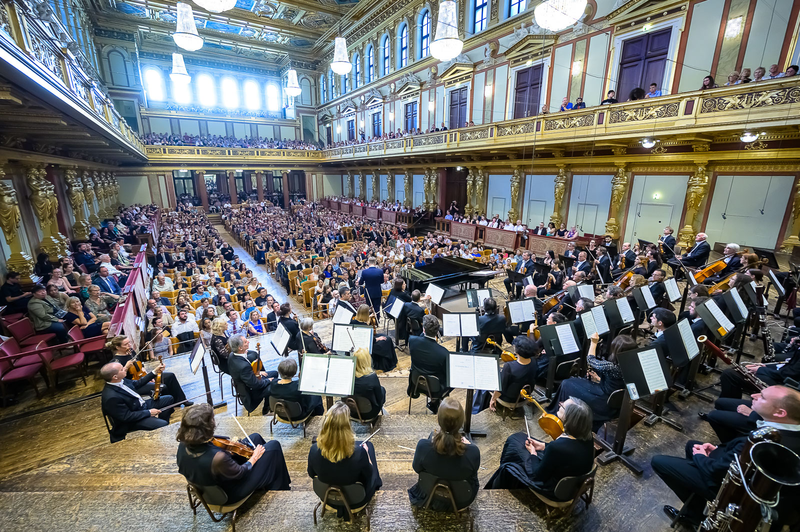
170;53;191;84
286;68;302;97
193;0;236;14
330;37;352;75
740;131;759;143
430;0;462;61
173;3;203;51
534;0;588;32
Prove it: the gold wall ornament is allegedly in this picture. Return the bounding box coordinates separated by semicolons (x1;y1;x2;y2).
611;147;627;156
550;165;569;227
651;144;668;154
358;172;367;201
465;168;476;215
110;173;121;209
403;169;412;208
26;165;64;260
93;171;106;219
99;172;112;218
781;182;800;251
604;164;629;239
676;163;710;249
387;173;395;202
65;167;90;240
475;167;486;216
745;139;768;151
82;170;100;227
0;180;34;280
429;168;438;211
508;167;522;222
692;143;711;152
371;173;380;202
346;171;354;198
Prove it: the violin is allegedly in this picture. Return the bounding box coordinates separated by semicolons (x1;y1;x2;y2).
126;349;148;380
541;290;567;313
211;437;254;460
152;356;164;400
520;390;564;440
486;338;516;362
251;342;265;377
619;255;626;269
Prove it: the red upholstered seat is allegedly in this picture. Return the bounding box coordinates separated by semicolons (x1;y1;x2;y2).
50;352;85;372
8;318;56;346
0;338;52;367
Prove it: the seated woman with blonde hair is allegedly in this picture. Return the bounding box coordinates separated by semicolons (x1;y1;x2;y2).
352;348;386;419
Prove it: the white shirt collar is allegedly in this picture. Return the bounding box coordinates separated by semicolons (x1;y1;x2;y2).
757;420;800;432
109;380;145;406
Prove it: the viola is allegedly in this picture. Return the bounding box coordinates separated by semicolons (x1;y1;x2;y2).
520;389;564;440
709;273;735;294
211;437;254;460
251;343;265;377
486;338;516;362
615;270;633;290
152;355;164;400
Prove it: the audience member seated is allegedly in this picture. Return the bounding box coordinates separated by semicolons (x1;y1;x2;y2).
27;284;68;342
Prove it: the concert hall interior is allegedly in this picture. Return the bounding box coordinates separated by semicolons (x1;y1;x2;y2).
1;0;800;529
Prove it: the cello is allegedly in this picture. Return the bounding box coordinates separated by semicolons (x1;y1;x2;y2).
520;389;564;440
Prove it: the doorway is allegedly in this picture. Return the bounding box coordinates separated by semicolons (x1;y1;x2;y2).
449;87;468;129
617;28;671;100
629;203;674;243
513;64;543;119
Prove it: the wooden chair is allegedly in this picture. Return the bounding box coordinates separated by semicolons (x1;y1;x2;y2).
186;482;253;532
287;271;299;296
529;465;597;516
300;280;317;308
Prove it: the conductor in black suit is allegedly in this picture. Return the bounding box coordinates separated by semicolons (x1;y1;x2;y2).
358;257;384;316
668;233;711;279
504;251;534;300
408;315;451;413
469;298;506;351
227;334;278;415
100;361;174;443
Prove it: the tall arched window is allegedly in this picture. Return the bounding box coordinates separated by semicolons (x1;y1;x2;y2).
399;25;409;68
266;84;281;111
474;0;488;32
354;54;361;88
420;11;430;58
382;36;390;76
108;50;129;87
508;0;526;17
144;68;165;101
367;45;374;83
244;80;260;109
221;77;239;108
173;78;192;104
321;75;327;102
196;73;216;106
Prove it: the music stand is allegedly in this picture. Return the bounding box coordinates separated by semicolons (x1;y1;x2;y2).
466;288;493;308
190;338;226;409
538;322;581;399
446;351;500;439
663;319;712;403
559;255;576;271
752;247;780;269
299;353;356;398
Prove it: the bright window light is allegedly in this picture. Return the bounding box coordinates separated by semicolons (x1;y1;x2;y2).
196;74;216;106
144;69;165;101
244;80;260;110
221;77;239;108
266;84;281;111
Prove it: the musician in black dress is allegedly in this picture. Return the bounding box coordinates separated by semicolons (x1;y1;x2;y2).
307;401;383;517
485;397;595;500
297;318;329;354
269;358;324;418
353;347;386;419
408;398;481;511
489;336;539;413
176;403;291;504
546;334;636;431
469;297;506;351
107;335;189;405
352;305;397;372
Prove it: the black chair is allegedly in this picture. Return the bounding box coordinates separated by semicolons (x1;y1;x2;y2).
415;472;474;531
345;394;381;430
186;482;252;532
230;378;250;417
204;338;225;400
268;396;314;437
529;465;597;516
101;410;115;443
408;370;450;414
311;477;370;529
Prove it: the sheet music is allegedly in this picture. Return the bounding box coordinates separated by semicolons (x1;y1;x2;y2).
729;289;748;321
769;270;785;296
677;319;700;361
448;353;475;389
578;284;594;300
466;290;478;308
687;274;698;286
556;324;580;354
388;298;405;319
581;311;597;339
665;278;681;302
427;283;445;305
476;289;491;303
616;297;635;323
325;357;355;396
523;275;535;286
299;355;328;394
331;324;372;352
591;306;610;335
333;305;354;325
271;323;291;354
508;299;536;324
638;348;669;394
707;300;735;331
442;313;462;337
460;314;479;337
473;356;500;390
641;286;657;309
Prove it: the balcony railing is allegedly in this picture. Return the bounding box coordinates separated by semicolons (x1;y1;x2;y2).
145;146;324;160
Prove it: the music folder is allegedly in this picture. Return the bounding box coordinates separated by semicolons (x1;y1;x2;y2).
466;288;492;308
768;269;786;297
580;306;610;339
743;281;760;307
442;313;479;337
604;297;636;330
617;345;672;400
722;288;749;324
633;286;657;311
387;297;405;319
522;275;536;287
664;278;681;302
299;353;356;396
538;322;581;358
695;299;735;340
333;304;354;325
189;337;205;375
331;323;373;353
446;352;501;391
271;322;291;355
426;283;446;306
568;283;595;302
663;318;701;368
507;298;536;324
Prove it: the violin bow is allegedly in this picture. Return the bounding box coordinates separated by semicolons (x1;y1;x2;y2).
232;415;256;448
362;428;381;444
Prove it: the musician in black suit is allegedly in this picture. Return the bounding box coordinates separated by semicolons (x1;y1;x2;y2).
100;361;174;443
659;227;676;260
610;243;636;277
704;243;742;284
408;315;451;413
652;384;800;528
569;251;591;280
702;384;799;443
563;242;578;258
648;308;676;362
719;338;800;399
277;303;301;351
595;246;612;283
668;232;711;279
469;298;507;351
504;251;534;300
227;334;277;415
336;287;357;314
396;290;426;342
649;269;667;304
109;335;189;404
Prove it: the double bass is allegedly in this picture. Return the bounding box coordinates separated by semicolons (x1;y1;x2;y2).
521;389;564;440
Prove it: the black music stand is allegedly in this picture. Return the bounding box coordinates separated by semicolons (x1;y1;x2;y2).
752;247;780;269
446;351;500;440
538;322;581;400
626;344;681;431
190;339;226;409
663;319;712;403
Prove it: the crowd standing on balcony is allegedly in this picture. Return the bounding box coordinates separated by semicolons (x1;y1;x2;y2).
143;133;320;150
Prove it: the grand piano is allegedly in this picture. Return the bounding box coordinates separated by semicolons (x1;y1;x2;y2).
400;257;495;295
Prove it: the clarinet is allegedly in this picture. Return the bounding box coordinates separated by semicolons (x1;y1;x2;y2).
761;312;775;363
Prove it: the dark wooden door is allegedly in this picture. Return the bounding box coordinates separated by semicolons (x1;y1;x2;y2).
617;28;671;101
448;87;468;129
405;102;418;132
326;125;332;146
445;167;468;213
513;64;543;119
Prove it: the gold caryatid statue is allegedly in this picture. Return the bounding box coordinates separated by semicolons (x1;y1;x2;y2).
781;183;800;250
346;171;354;198
387;174;395;203
427;168;438;211
66;168;90;240
0;176;35;280
403;169;412;208
111;172;121;210
677;163;710;249
465;168;476;216
508;167;522;222
26;165;64;260
474;168;486;216
98;172;112;218
371;173;379;202
604;164;629;239
82;170;100;227
422;169;431;210
358;172;366;201
550;165;568;227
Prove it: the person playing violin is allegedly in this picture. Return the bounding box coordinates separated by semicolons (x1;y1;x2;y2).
176;403;291;504
488;336;539;414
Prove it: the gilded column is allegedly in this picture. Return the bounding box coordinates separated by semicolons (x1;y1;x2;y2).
604;164;629;239
549;165;569;227
781;182;800;250
27;165;63;260
95;171;108;219
111;173;121;210
465;167;475;215
429;167;439;211
358;171;367;201
83;170;100;227
403;169;412;208
474;167;487;217
346;171;354;198
508;167;522;222
65;167;90;240
0;173;35;280
422;169;431;210
371;173;380;202
676;163;710;250
387;173;395;202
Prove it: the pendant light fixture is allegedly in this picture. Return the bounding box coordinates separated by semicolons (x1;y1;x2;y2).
330;36;352;75
173;2;203;51
193;0;236;14
285;66;302;97
534;0;588;32
430;0;463;61
170;52;191;84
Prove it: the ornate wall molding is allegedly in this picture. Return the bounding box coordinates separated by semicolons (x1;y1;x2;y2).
700;86;800;113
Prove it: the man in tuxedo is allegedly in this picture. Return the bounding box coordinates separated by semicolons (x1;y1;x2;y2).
564;242;578;258
227;334;278;415
659;226;676;260
649;269;667;304
277;303;301;351
504;251;534;299
408;315;452;413
358;257;384;316
596;246;613;283
668;232;711;279
648;308;676;364
95;266;122;296
470;298;507;351
652;384;800;529
100;361;174;443
719;335;800;399
610;243;636;277
569;251;591;280
704;243;742;284
397;290;427;341
336;287;358;316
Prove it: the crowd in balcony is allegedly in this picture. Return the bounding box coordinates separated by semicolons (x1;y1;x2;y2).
143;133;320;150
327;121;478;148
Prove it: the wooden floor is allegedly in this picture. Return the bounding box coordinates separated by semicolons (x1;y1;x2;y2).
0;229;787;531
